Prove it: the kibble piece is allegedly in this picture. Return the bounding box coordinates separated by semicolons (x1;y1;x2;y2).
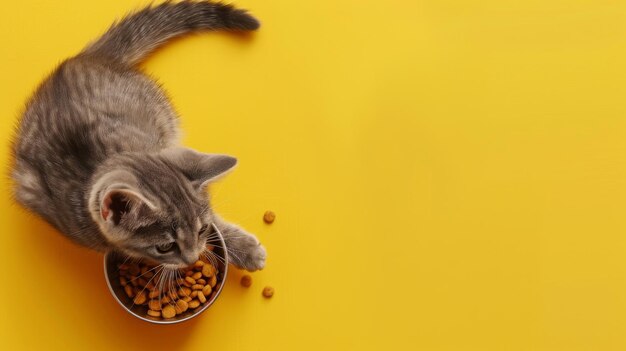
197;279;206;285
194;260;204;268
263;210;276;224
186;270;194;277
161;295;171;304
162;305;176;319
209;275;217;288
191;290;198;298
192;271;203;280
182;296;192;303
202;285;212;297
124;284;134;298
197;291;207;303
137;278;148;287
178;287;191;297
262;286;274;298
148;299;161;311
175;299;188;314
168;290;178;300
149;289;160;299
202;264;215;277
188;299;201;309
192;284;204;290
185;277;196;285
240;275;252;288
147;310;161;318
120;276;128;287
133;291;147;305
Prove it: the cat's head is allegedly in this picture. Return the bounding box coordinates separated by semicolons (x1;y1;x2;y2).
88;147;236;268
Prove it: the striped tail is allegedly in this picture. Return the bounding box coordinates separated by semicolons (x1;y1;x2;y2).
82;1;259;66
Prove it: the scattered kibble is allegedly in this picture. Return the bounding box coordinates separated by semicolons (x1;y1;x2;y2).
241;275;252;287
117;259;221;320
263;210;276;224
262;286;274;298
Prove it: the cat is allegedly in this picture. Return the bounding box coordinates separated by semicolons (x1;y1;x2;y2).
10;0;266;272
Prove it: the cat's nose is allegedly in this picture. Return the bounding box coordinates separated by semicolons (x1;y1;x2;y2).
182;253;197;266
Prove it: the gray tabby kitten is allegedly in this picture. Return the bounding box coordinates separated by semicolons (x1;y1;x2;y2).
11;0;266;271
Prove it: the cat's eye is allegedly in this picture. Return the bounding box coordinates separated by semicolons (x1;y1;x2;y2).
156;242;175;254
171;221;179;231
199;224;208;236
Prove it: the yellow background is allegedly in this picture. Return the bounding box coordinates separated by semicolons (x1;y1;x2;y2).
1;0;626;350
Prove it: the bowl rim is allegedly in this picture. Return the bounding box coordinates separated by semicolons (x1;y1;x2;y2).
103;222;229;324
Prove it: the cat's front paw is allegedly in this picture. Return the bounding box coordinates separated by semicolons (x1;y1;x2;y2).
226;235;267;272
245;243;266;272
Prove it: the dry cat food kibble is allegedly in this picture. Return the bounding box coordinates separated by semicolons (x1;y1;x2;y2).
117;258;221;320
263;210;276;224
241;275;252;287
262;286;274;298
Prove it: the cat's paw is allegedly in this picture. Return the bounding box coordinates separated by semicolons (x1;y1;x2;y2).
244;243;266;272
226;235;266;272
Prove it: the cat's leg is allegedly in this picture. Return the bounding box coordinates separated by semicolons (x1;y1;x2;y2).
213;216;266;271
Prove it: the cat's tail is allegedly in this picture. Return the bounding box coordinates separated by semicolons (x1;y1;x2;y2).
82;1;259;66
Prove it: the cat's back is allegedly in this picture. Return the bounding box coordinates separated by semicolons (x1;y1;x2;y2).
11;55;178;226
15;56;178;159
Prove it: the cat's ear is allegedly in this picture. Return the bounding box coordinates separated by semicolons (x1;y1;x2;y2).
161;147;237;189
100;188;156;226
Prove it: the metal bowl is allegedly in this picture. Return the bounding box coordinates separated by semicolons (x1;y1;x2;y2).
103;223;228;324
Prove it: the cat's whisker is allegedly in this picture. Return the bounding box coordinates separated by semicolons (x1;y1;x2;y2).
202;251;218;267
127;263;163;283
129;263;163;309
205;249;228;265
174;270;185;295
209;234;251;241
153;266;166;307
163;269;177;308
208;241;250;255
202;251;222;267
160;269;175;308
220;246;249;256
118;254;132;268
